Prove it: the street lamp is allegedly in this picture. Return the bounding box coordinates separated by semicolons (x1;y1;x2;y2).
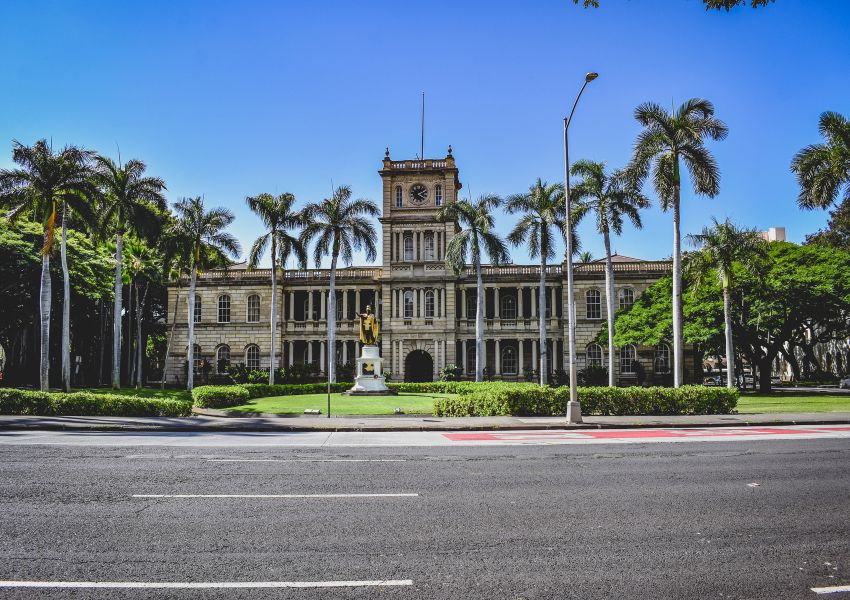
563;71;598;424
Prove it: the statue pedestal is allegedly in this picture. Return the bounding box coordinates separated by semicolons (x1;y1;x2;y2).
345;344;396;396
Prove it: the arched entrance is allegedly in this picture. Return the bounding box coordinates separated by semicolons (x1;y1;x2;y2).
405;350;433;382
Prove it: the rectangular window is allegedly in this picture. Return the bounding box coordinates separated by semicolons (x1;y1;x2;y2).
193;295;201;323
435;185;443;206
403;235;414;261
404;291;413;319
247;295;260;323
218;295;231;323
424;234;435;261
586;290;601;320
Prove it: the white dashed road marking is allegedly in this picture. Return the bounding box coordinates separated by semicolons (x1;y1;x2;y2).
0;580;413;589
812;585;850;594
133;493;418;499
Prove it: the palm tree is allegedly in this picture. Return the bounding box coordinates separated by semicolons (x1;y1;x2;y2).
93;155;166;389
629;98;728;387
246;192;307;384
123;237;159;388
439;194;510;382
299;186;378;383
505;180;566;386
686;218;766;389
0;140;97;391
791;111;850;211
578;250;594;264
166;197;241;391
571;160;649;386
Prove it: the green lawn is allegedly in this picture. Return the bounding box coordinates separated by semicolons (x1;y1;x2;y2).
737;393;850;414
81;387;192;402
226;391;455;415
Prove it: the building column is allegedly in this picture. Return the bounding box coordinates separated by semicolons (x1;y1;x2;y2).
319;341;326;373
320;290;326;321
374;287;380;318
517;286;524;319
495;339;501;376
342;341;348;364
307;341;314;364
518;339;524;376
441;288;446;318
494;287;501;320
307;291;314;321
551;286;558;319
532;340;537;374
288;341;294;367
461;288;467;320
289;291;295;321
434;338;439;374
342;289;348;320
462;339;468;373
355;289;361;315
413;288;419;319
531;288;537;318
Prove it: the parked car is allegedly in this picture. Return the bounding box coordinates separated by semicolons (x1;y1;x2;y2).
840;376;850;390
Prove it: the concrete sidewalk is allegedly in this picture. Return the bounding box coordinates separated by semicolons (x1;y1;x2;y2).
2;412;850;432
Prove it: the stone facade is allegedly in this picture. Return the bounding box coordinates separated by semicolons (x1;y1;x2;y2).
165;149;695;385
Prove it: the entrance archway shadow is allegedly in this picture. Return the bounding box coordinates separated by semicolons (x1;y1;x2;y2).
404;350;433;383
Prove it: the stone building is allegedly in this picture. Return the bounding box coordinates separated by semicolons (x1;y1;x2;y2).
165;148;694;384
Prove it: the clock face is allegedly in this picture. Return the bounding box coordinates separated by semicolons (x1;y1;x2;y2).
409;183;428;205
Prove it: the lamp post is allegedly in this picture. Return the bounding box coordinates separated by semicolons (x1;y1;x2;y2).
564;71;598;424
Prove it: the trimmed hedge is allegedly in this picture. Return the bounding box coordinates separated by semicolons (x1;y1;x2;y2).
191;385;250;409
0;389;192;417
433;385;738;417
192;382;352;408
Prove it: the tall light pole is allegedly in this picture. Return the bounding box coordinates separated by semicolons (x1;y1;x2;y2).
564;71;598;424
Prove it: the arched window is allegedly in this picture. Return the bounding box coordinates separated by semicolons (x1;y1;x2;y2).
586;289;601;320
618;288;635;311
501;346;518;375
190;344;201;374
654;343;671;374
403;234;414;261
395;185;403;208
216;345;231;374
620;345;637;375
501;295;517;319
424;289;435;318
245;344;261;371
218;294;231;323
246;294;260;323
193;295;202;323
424;232;435;261
403;290;414;319
586;343;603;367
435;184;443;206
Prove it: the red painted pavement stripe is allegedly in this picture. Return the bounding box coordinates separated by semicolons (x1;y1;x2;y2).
442;426;850;442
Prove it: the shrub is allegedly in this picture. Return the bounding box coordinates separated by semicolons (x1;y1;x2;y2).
191;385;250;409
439;364;462;382
579;365;608;386
433;384;738;417
0;389;191;417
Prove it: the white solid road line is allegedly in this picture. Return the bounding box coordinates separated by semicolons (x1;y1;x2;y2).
133;493;418;499
207;458;406;462
812;584;850;594
0;580;413;589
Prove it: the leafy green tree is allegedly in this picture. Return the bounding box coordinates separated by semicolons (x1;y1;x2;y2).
246;192;307;384
505;179;566;385
805;198;850;250
609;242;850;391
92;155;166;389
571;160;649;386
629;98;728;387
165;197;241;390
791;111;850;213
123;237;161;388
299;186;379;383
0;140;98;391
439;194;510;382
686;218;767;388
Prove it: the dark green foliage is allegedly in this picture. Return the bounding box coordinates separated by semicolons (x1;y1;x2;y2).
579;364;609;386
439;364;463;382
0;388;191;416
433;385;738;417
191;385;250;408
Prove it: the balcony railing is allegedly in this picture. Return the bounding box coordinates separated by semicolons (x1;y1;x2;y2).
190;267;382;282
389;159;450;170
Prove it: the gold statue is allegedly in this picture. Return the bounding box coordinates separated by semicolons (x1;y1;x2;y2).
358;304;379;346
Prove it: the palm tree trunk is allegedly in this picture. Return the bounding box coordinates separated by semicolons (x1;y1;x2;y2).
538;255;548;386
135;281;146;388
111;231;124;389
126;281;133;384
161;286;180;389
269;239;277;385
327;252;338;383
671;191;684;387
60;203;71;392
475;258;484;382
39;243;51;392
187;266;197;391
603;230;616;387
723;284;735;389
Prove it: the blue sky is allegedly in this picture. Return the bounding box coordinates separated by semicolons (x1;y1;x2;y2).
2;0;848;267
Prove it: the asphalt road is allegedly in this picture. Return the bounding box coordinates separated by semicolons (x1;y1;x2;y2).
1;433;849;599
